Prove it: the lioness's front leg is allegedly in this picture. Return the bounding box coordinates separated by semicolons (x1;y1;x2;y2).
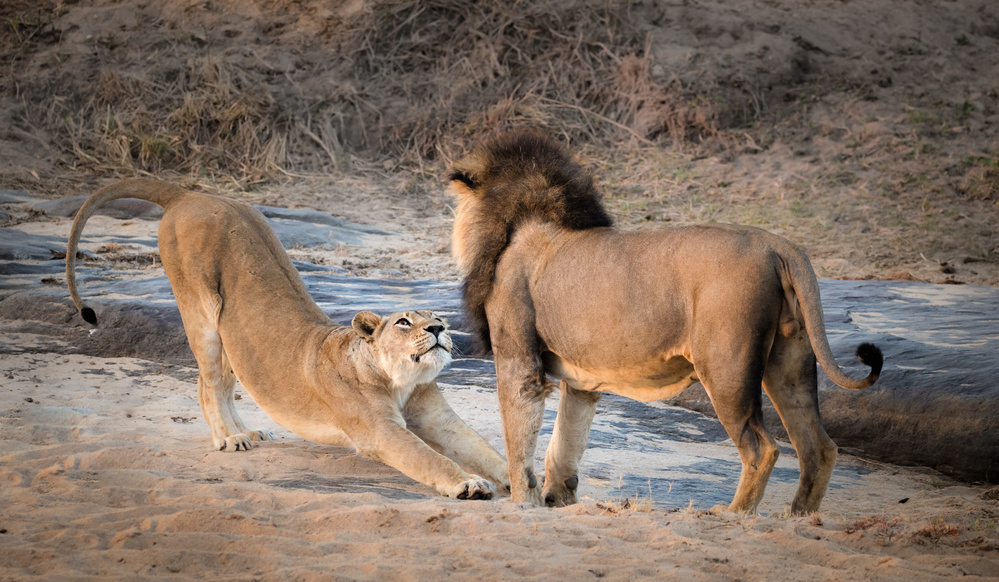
404;382;510;490
543;380;600;507
350;410;496;500
494;353;552;506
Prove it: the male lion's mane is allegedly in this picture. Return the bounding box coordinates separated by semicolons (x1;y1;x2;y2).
449;131;613;352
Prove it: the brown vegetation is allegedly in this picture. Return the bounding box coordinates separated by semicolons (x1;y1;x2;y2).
1;0;997;285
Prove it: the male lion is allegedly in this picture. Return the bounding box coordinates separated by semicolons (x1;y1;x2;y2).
66;179;509;499
447;130;883;514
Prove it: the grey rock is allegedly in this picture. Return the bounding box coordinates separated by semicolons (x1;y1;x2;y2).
1;220;996;484
255;205;395;249
18;194;395;249
255;205;394;235
0;229;66;261
31;196;165;219
0;190;34;204
264;217;394;249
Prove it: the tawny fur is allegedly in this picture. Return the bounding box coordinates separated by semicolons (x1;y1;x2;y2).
66;179;509;499
448;130;883;514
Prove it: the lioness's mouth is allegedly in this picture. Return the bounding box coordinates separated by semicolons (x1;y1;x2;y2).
411;344;449;362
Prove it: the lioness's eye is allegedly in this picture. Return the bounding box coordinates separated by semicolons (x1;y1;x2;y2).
395;318;411;328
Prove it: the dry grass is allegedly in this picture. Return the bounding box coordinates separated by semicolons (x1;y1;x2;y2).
1;0;996;284
2;0;731;185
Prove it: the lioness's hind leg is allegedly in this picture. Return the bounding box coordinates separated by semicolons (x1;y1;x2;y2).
763;332;838;515
221;349;275;444
183;294;268;452
543;380;600;507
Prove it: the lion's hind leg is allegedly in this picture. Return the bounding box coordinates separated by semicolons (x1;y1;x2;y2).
763;330;838;515
695;343;780;514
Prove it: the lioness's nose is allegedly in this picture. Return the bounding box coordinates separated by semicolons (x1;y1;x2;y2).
426;325;444;337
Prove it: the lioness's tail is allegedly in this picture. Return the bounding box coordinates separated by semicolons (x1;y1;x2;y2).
780;243;883;390
67;179;188;326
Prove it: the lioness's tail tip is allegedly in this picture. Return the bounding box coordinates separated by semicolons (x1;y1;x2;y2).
81;307;97;326
856;342;883;380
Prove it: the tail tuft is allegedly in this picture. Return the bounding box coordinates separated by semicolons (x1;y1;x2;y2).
81;306;97;326
856;342;883;379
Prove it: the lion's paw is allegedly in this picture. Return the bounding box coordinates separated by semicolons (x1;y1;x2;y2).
451;475;496;500
543;474;580;507
219;433;255;452
542;486;578;507
708;504;737;516
247;428;275;442
511;484;545;506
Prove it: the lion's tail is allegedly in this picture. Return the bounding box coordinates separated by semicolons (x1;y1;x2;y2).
779;243;883;391
67;179;188;326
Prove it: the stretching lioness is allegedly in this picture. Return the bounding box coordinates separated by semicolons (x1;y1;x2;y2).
448;131;883;514
66;179;509;499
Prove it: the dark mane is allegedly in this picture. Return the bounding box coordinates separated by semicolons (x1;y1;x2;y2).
449;130;613;353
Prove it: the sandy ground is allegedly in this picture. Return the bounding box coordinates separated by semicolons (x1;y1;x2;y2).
2;334;998;580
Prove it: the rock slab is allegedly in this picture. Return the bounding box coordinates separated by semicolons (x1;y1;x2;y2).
1;193;996;484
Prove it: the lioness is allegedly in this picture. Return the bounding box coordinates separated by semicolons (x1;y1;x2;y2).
66;179;509;499
448;130;883;514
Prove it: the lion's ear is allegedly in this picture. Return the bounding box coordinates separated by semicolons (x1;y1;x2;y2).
351;311;383;341
447;168;479;199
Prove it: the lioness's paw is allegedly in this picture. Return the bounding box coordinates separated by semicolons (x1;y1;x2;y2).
452;476;496;500
220;433;255;452
247;428;275;442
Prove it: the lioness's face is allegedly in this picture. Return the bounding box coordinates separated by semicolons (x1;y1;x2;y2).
351;310;453;388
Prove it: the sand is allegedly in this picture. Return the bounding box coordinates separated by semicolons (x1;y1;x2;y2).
2;342;997;580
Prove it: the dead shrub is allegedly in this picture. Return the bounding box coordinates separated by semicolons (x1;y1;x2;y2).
4;0;738;184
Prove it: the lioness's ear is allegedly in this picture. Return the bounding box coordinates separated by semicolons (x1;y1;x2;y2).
351;311;383;341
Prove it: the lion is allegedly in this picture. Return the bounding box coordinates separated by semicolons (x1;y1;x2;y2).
447;130;883;514
65;179;509;499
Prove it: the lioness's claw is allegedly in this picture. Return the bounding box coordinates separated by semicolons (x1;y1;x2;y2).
453;476;495;500
220;433;255;451
248;428;275;441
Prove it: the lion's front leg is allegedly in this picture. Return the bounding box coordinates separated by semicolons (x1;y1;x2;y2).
495;355;552;506
543;380;600;507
